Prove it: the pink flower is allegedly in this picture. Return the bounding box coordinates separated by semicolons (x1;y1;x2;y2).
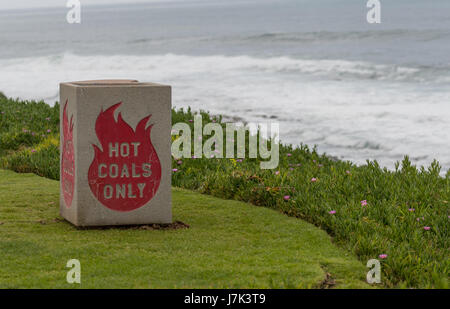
46;117;50;121
408;208;415;212
31;149;36;153
311;178;317;182
46;129;51;133
236;159;243;162
172;168;178;172
275;171;280;175
177;160;182;165
286;153;292;157
361;200;368;206
283;195;290;201
379;254;387;259
188;119;193;122
328;210;336;215
346;170;351;175
289;168;294;171
423;226;430;231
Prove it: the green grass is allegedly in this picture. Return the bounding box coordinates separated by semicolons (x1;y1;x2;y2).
0;95;448;288
0;169;370;288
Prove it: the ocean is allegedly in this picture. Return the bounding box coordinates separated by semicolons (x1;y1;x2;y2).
0;0;449;172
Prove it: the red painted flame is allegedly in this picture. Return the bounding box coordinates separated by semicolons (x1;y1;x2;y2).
88;102;161;212
61;100;75;207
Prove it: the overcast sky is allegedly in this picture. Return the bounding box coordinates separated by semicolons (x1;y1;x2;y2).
0;0;174;11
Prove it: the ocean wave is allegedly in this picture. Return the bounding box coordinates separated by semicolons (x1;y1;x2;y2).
0;53;446;83
239;29;450;43
0;52;448;172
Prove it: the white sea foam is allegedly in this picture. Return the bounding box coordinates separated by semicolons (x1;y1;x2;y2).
1;53;449;173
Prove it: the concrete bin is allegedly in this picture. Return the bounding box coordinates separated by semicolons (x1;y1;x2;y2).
60;80;172;226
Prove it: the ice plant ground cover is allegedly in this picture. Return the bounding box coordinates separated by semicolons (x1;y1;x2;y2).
0;169;369;288
0;94;449;288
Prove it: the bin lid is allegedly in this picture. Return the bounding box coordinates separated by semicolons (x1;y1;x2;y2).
62;79;168;87
71;80;139;85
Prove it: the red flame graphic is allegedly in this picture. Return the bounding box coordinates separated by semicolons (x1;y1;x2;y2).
61;100;75;207
88;102;161;212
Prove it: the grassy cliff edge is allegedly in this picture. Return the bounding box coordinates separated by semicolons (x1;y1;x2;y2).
0;95;448;288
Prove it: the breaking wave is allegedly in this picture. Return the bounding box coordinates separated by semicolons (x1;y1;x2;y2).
1;53;446;85
0;52;448;173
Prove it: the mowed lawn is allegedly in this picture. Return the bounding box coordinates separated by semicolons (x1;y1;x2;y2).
0;169;371;288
